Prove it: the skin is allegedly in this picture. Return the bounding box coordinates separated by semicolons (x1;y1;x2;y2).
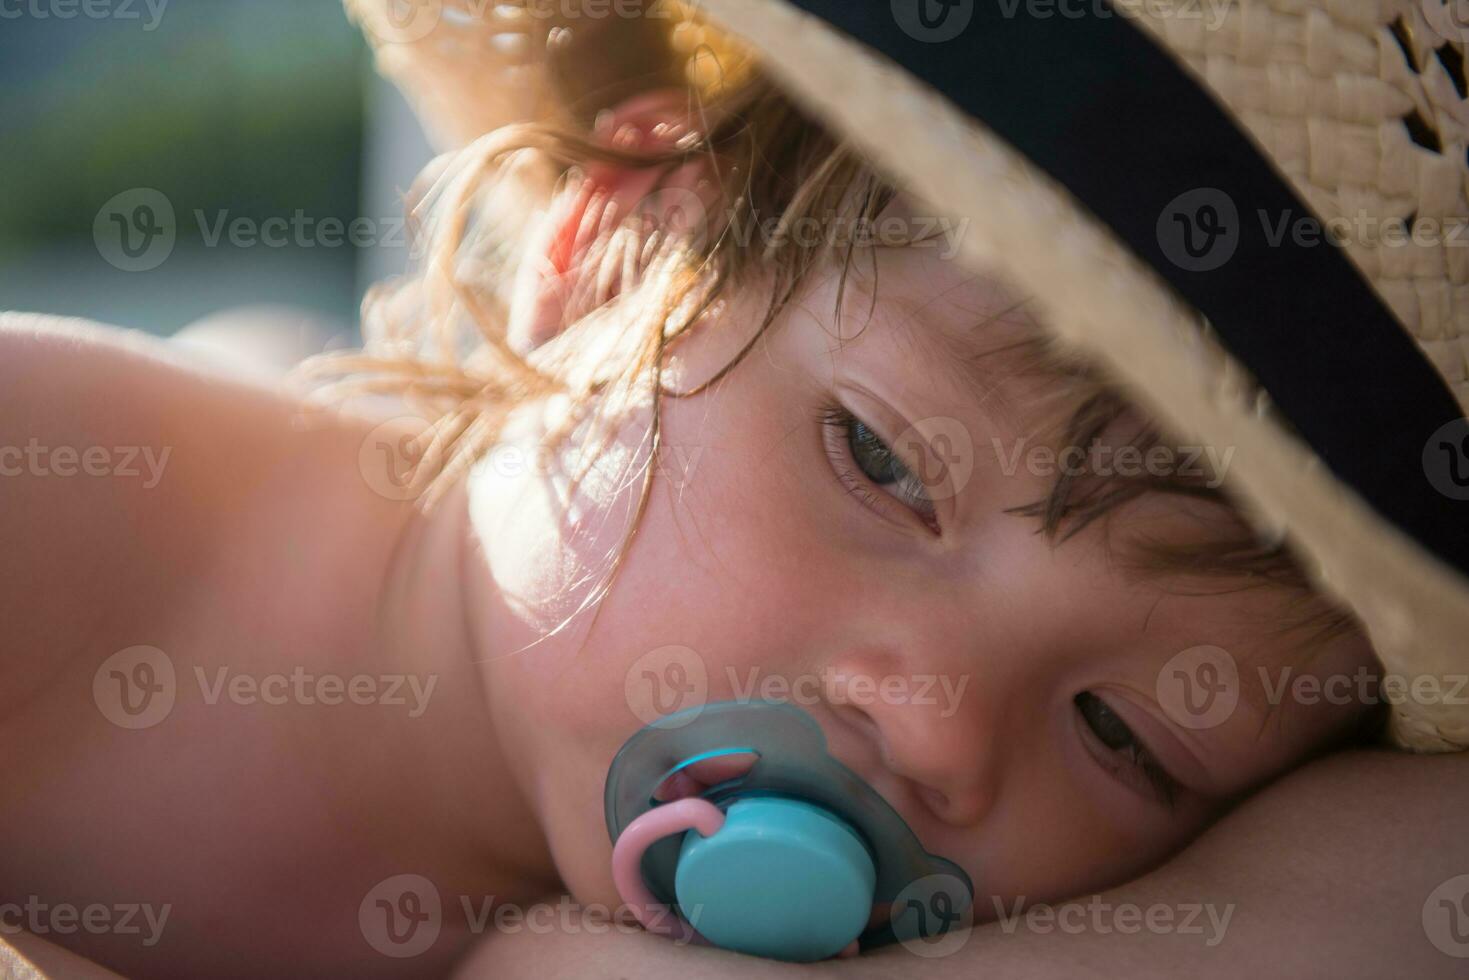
11;750;1469;980
0;109;1429;976
0;315;551;978
469;235;1380;920
0;236;1378;977
453;750;1469;980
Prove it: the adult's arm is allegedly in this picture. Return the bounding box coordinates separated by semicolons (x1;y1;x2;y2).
456;749;1469;979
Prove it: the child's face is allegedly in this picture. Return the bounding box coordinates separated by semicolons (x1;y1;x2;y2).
466;236;1376;916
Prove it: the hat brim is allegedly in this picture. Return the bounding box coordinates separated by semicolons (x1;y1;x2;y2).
693;0;1469;751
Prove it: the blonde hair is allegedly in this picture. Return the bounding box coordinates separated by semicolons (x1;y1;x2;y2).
316;3;894;503
322;0;1359;650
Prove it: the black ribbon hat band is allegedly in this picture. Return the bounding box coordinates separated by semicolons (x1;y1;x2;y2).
789;0;1469;576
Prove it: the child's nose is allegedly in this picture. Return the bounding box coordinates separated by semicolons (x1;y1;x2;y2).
823;651;1000;829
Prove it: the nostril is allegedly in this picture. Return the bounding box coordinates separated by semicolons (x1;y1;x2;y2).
823;685;996;828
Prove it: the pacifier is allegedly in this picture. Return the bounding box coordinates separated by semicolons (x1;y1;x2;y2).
604;700;974;962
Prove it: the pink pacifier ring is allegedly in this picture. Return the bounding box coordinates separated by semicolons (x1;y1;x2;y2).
611;796;726;943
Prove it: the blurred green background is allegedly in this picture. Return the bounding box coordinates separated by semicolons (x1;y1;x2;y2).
0;0;432;341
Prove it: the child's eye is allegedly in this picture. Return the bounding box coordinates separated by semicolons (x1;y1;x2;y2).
820;406;940;533
1074;692;1179;810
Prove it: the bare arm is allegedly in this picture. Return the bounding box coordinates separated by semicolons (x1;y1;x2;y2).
0;314;472;978
456;749;1469;979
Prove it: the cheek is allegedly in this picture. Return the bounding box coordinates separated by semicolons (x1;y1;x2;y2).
478;296;1241;908
467;416;639;636
534;455;835;903
469;298;827;648
476;357;853;895
961;714;1212;910
563;366;845;714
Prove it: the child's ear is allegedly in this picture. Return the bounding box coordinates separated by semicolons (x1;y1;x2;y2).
509;89;725;355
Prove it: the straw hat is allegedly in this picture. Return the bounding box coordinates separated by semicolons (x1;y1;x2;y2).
347;0;1469;752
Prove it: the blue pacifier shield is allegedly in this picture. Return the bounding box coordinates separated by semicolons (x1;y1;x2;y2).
605;700;974;960
675;797;875;961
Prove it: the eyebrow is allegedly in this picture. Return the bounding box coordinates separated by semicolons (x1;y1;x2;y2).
860;265;1370;769
867;279;1057;416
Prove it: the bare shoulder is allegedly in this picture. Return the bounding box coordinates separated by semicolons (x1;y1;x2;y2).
0;312;399;717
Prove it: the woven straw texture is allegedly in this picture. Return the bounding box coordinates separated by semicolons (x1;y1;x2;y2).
347;0;1469;751
346;1;559;146
1124;0;1469;410
349;0;1469;411
346;0;737;145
